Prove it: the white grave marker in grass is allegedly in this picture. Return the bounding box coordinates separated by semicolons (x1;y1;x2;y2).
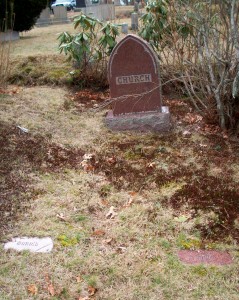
4;237;53;253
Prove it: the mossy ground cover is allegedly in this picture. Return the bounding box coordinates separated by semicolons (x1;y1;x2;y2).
0;11;239;300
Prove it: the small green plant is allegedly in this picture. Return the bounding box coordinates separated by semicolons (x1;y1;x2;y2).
74;214;88;222
86;275;98;288
58;14;119;86
177;232;201;250
57;234;82;247
166;254;183;270
59;287;70;298
151;275;163;285
99;184;112;197
192;265;208;277
160;239;172;250
124;149;141;160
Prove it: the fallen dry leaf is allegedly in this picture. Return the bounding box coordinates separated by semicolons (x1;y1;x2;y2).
44;274;56;296
146;162;156;169
88;286;97;296
48;283;55;296
86;165;95;171
78;297;89;300
83;153;95;160
11;87;21;94
100;199;108;206
128;191;137;196
44;273;51;283
0;88;7;94
27;284;38;295
116;246;127;253
223;132;228;139
106;206;117;219
56;213;66;221
44;273;51;285
106;156;116;164
123;198;134;208
183;113;202;124
174;151;183;158
80;160;95;172
92;229;106;236
102;238;113;245
182;130;191;137
76;276;82;283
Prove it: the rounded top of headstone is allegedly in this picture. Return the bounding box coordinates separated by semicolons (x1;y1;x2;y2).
108;34;162;115
108;34;159;78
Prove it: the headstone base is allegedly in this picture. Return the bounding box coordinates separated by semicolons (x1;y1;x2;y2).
0;31;19;42
105;107;172;132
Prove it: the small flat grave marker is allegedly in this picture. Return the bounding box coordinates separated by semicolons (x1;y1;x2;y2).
105;34;172;132
178;250;233;265
4;237;53;253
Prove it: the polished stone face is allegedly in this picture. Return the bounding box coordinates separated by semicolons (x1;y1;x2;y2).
108;34;162;115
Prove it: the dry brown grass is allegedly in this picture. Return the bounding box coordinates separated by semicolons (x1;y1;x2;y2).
0;36;11;87
0;86;106;148
8;9;139;86
10;8;138;59
0;86;239;300
0;10;239;300
12;23;77;57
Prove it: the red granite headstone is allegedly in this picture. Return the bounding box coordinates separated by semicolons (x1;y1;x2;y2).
108;34;162;115
178;250;233;265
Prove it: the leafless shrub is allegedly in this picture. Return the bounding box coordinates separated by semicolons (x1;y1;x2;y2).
140;0;239;130
0;6;14;88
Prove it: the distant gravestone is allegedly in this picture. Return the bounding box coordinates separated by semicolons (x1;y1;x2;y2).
53;6;68;23
134;1;139;12
80;4;115;21
113;0;120;4
105;34;171;132
121;23;128;34
131;13;138;30
36;7;51;26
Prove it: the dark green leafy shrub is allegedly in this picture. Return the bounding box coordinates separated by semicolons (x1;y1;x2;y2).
58;13;119;87
0;0;48;32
